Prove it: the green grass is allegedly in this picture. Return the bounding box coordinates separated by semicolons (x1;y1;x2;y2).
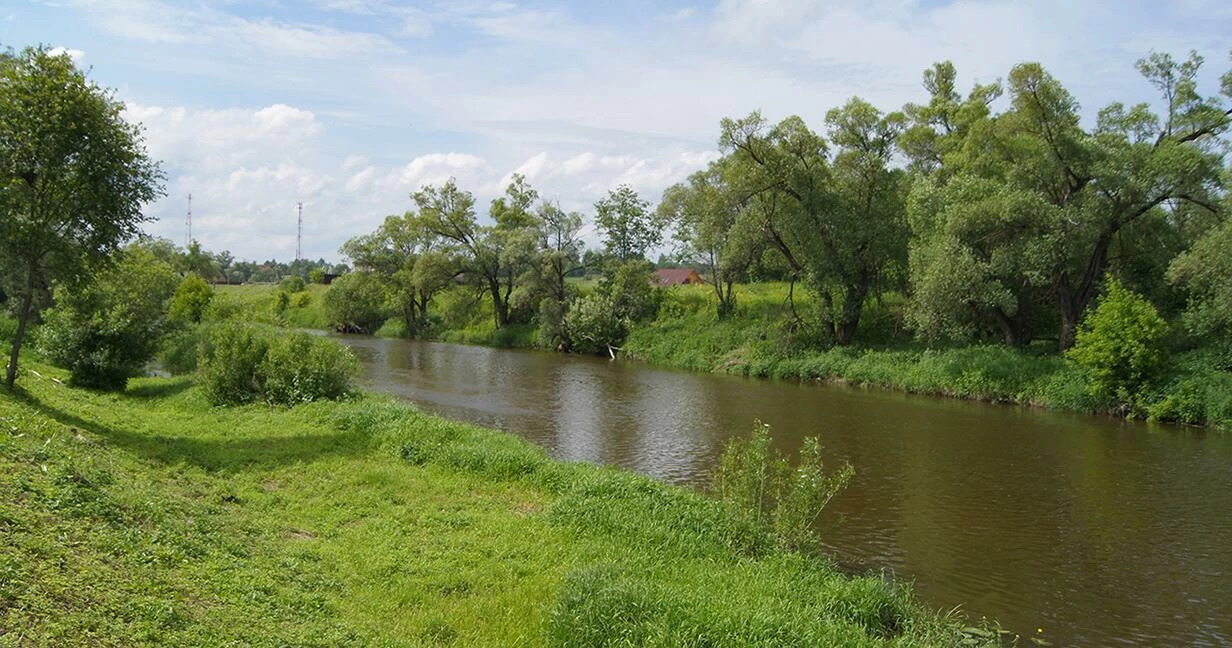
0;360;993;646
212;284;329;330
626;283;1232;429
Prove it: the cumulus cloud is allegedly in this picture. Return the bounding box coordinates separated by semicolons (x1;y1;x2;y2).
48;46;85;63
26;0;1226;261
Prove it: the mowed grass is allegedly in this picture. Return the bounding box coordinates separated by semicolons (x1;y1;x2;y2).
0;362;990;646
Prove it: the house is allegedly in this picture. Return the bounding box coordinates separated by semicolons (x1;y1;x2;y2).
652;268;705;286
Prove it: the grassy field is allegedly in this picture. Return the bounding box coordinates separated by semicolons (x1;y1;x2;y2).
212;283;330;330
0;360;992;646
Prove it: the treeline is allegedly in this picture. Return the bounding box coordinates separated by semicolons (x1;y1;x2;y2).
334;51;1232;358
137;238;349;285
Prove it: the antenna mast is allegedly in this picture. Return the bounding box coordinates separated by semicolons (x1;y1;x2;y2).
185;193;192;247
296;202;304;261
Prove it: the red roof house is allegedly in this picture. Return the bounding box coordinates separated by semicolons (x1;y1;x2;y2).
652;268;705;286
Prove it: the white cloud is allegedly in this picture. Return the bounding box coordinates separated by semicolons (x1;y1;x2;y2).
48;46;85;63
30;0;1225;261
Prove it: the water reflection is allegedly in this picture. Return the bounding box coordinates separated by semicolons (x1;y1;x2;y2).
340;335;1232;647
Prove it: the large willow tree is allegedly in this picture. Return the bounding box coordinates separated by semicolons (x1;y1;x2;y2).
905;53;1230;348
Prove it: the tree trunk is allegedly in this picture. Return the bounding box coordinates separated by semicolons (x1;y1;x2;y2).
819;290;837;341
835;281;869;346
5;271;36;388
1058;233;1113;351
991;307;1031;347
1058;291;1079;351
488;277;509;328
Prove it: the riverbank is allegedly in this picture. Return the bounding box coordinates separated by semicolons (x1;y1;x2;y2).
0;360;993;645
214;282;1232;430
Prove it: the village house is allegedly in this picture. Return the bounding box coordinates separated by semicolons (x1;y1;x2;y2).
652;268;705;286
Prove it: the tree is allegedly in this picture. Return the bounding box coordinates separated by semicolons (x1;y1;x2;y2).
408;177;537;329
532;202;584;349
1169;214;1232;342
0;46;164;387
594;184;659;262
904;53;1230;349
658;160;753;317
180;240;219;280
323;271;386;333
168;274;214;324
39;247;179;390
719;106;907;344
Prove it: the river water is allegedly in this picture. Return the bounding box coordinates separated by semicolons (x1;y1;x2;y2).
339;336;1232;646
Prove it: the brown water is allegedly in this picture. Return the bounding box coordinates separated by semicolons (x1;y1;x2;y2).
341;336;1232;646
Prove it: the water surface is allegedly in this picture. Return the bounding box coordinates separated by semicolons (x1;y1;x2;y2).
341;336;1232;646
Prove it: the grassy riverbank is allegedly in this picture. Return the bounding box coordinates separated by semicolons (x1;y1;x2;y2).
0;359;992;645
211;281;1232;430
622;285;1232;429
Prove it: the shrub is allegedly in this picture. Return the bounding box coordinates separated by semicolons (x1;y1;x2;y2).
198;322;358;406
199;322;270;405
565;294;626;355
168;274;213;324
157;325;206;375
39;248;179;390
1066;278;1168;404
0;315;17;343
714;422;853;555
323;271;386;333
260;333;359;405
279;275;306;293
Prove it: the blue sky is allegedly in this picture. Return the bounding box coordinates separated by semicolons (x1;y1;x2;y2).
5;0;1230;261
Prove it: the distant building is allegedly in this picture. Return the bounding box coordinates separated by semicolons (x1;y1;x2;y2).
321;273;342;285
652;268;705;286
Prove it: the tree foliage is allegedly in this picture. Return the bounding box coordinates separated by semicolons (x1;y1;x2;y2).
1067;278;1168;403
39;247;179;390
595;184;659;262
0;46;164;387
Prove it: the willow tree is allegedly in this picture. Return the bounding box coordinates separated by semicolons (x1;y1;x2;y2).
904;52;1230;348
0;46;163;387
406;175;542;329
719;105;907;345
340;213;453;336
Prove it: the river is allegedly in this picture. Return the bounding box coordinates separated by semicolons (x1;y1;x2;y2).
339;335;1232;646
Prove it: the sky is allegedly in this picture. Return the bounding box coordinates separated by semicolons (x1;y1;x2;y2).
5;0;1230;262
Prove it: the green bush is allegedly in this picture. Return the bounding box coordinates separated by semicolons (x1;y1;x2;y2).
279;275;306;293
199;322;358;406
323;272;386;333
714;422;853;556
1066;278;1168;404
168;274;213;324
157;325;206;375
199;322;270;405
39;248;179;390
0;315;17;343
260;333;358;405
565;294;626;355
